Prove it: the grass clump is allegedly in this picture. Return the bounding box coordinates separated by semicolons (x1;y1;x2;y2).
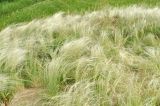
0;6;160;106
0;75;20;106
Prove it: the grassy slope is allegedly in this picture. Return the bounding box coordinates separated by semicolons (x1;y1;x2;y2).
0;0;105;30
0;0;44;15
0;0;160;106
108;0;160;6
0;0;160;30
0;6;160;106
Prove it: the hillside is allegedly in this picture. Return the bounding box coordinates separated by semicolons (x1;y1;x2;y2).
0;0;160;30
0;1;160;106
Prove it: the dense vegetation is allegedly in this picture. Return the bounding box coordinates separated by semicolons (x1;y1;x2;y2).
0;0;160;30
0;0;14;2
0;0;160;106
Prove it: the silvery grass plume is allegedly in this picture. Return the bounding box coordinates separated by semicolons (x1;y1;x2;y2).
0;6;160;106
0;75;11;91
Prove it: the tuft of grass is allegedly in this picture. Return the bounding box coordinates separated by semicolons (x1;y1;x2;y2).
0;74;20;106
